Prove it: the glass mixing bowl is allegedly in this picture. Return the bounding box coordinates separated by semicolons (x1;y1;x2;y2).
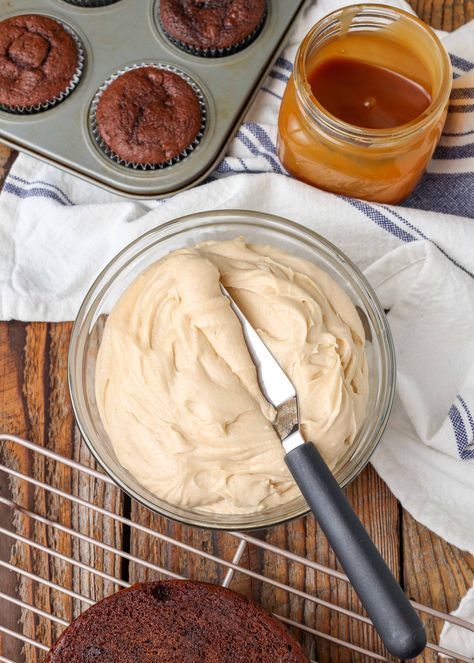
68;210;395;530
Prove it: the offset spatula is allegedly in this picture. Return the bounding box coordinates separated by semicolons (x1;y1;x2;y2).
221;285;426;660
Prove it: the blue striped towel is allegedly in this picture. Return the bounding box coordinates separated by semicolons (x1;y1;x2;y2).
0;1;473;642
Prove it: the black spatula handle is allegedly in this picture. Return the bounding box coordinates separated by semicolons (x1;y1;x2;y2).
285;442;426;660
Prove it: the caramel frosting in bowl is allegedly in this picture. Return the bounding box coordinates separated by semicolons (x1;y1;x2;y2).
95;238;368;514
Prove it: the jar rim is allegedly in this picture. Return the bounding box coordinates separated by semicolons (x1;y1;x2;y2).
294;3;452;143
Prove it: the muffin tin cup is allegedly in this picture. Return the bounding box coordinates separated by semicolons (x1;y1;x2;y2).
0;20;85;115
89;63;207;170
159;7;267;58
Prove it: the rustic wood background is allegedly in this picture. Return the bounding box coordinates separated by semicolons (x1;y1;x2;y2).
1;1;473;661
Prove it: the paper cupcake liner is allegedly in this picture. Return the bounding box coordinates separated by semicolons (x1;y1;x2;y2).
62;0;121;6
89;63;207;171
0;20;85;115
159;6;267;58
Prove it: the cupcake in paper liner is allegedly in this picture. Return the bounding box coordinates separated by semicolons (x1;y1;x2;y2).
0;14;85;114
159;0;267;58
90;64;206;170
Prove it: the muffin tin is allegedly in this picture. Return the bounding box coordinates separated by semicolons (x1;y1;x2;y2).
0;0;307;199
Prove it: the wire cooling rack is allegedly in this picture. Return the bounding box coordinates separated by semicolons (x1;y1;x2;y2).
0;433;473;663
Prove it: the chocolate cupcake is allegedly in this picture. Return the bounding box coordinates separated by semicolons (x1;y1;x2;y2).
0;14;84;113
159;0;267;57
92;64;205;168
45;580;308;662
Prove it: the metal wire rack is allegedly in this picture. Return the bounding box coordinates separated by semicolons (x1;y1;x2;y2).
0;433;473;663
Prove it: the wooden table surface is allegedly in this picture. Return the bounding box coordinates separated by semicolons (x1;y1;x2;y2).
1;2;473;662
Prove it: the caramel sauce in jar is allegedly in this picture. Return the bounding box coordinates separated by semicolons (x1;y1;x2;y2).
308;57;432;129
277;5;452;204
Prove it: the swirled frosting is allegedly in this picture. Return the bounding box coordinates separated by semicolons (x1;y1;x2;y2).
95;238;368;514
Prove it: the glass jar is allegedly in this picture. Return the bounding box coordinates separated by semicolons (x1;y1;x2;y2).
277;4;452;204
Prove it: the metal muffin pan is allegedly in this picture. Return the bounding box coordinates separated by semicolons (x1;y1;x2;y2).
0;0;307;199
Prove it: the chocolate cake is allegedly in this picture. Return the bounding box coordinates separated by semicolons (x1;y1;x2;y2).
160;0;266;54
95;66;203;165
0;14;81;111
45;580;308;662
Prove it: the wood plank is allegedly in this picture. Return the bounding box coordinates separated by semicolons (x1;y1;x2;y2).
0;321;31;663
236;465;400;662
403;512;474;662
409;0;474;29
0;323;124;661
0;144;15;188
127;505;244;587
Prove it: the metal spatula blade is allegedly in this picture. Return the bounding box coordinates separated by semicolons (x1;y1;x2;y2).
222;285;301;448
220;284;426;660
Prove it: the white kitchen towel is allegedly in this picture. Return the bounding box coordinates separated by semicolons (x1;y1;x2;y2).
0;0;473;655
